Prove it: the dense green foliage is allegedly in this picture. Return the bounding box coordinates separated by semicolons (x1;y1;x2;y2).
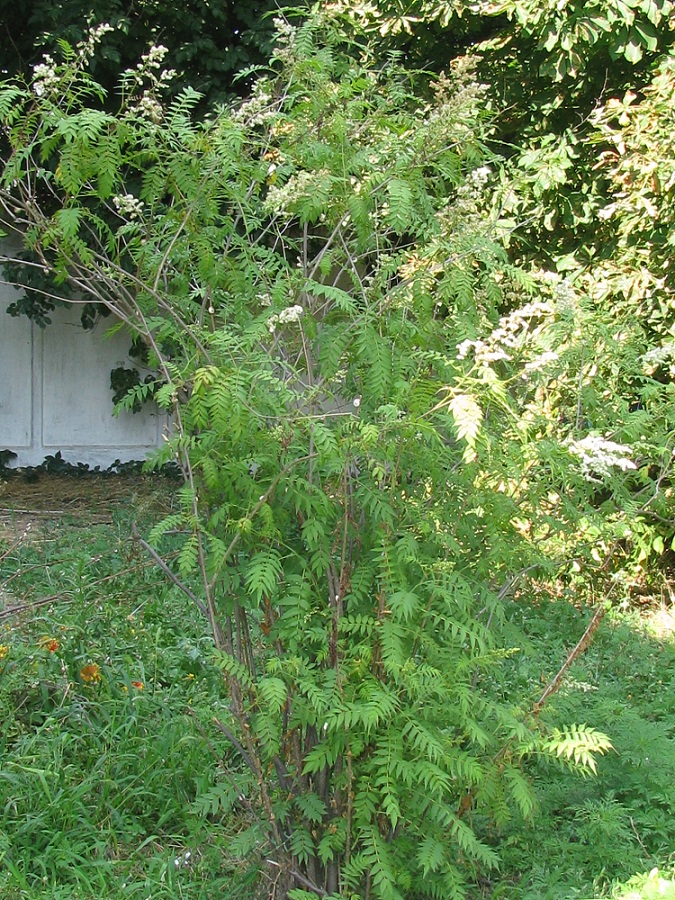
585;52;675;337
2;495;675;897
1;4;674;898
0;0;279;103
338;0;675;260
497;598;675;897
0;0;281;330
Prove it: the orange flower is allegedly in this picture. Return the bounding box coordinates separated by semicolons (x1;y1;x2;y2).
131;681;144;691
40;637;60;652
80;663;102;683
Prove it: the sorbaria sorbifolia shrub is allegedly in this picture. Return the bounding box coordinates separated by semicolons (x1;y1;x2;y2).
7;12;662;898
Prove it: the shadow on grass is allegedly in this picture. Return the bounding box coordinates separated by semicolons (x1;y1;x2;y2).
486;596;675;899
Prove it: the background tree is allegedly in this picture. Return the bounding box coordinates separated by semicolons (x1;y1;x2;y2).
0;0;281;104
330;0;675;268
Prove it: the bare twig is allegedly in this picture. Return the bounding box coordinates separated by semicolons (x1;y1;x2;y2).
131;523;208;616
212;715;258;776
0;593;66;622
629;816;649;854
0;534;26;563
532;602;607;715
185;708;263;824
264;858;329;897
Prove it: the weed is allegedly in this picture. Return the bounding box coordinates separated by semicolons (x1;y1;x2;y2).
488;600;675;898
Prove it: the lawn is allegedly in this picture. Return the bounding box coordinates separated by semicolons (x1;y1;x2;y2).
1;474;674;898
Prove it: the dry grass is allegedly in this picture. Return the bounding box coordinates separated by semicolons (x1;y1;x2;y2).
0;473;172;540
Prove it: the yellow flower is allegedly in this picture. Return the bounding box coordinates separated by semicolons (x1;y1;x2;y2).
80;663;102;683
0;644;9;660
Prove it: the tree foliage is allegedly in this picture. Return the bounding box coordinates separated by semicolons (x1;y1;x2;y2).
333;0;675;266
0;0;280;104
587;53;675;333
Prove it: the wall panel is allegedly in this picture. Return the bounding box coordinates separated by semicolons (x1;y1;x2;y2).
1;282;165;468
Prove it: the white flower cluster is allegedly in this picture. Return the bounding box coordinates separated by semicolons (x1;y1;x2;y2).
493;301;552;342
128;45;176;87
121;44;176;93
457;301;553;366
272;16;297;63
267;305;304;333
456;338;510;364
642;342;675;374
425;70;488;148
32;55;59;97
113;193;144;220
136;93;163;123
524;350;559;371
468;166;491;188
566;435;637;482
78;23;115;62
273;16;296;40
143;45;169;67
232;82;275;128
435;160;492;234
264;170;323;215
278;304;304;324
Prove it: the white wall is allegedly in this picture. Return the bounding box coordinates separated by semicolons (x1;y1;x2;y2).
0;281;166;468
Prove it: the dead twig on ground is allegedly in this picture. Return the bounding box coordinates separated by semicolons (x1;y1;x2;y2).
0;593;68;622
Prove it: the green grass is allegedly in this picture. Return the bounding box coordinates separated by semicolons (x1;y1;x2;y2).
1;489;675;897
484;596;675;898
0;506;259;899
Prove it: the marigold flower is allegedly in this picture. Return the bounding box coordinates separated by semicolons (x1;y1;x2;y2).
131;681;144;691
40;637;60;652
0;644;9;660
80;663;102;683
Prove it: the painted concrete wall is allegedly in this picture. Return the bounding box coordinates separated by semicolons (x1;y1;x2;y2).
0;278;166;468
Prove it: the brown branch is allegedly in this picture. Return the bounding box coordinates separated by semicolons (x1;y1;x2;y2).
211;715;257;777
264;859;329;898
456;599;609;821
186;707;259;811
131;524;208;616
0;593;64;622
0;534;26;563
532;602;607;716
